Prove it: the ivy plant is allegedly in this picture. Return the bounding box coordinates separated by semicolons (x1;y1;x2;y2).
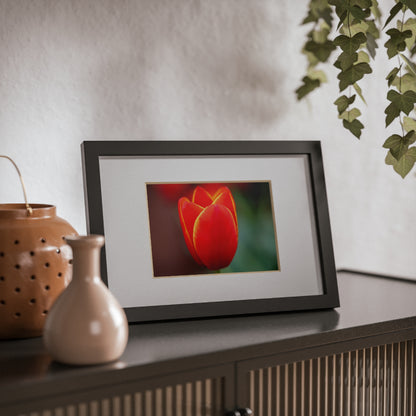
297;0;416;178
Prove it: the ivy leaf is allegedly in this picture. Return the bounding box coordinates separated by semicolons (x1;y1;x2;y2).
385;150;397;166
393;146;416;178
328;0;348;18
353;82;367;104
403;116;416;132
385;90;416;127
307;69;328;83
339;107;362;121
401;18;416;49
334;95;356;114
305;40;336;62
382;131;416;159
392;72;416;92
350;5;370;21
329;0;371;12
312;26;331;43
302;0;334;26
383;1;403;29
303;49;320;67
352;0;372;9
403;129;415;143
366;32;378;59
320;8;334;27
385;103;401;126
366;19;380;38
343;118;364;138
334;51;358;70
329;0;371;24
337;10;348;30
383;148;416;178
334;33;367;54
386;89;416;118
399;53;416;76
296;76;321;100
340;20;368;37
386;67;400;86
338;62;372;91
371;0;382;22
402;0;416;15
357;50;370;63
384;29;413;59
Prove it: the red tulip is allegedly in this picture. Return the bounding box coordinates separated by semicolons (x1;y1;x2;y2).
178;186;238;270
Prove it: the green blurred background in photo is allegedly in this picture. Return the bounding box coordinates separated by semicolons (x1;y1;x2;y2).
221;182;279;274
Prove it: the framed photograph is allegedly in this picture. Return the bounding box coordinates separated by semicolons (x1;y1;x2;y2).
81;140;339;322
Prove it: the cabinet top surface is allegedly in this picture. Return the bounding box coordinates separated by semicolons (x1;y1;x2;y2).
1;271;416;396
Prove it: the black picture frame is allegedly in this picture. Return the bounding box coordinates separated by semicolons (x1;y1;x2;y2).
81;140;339;323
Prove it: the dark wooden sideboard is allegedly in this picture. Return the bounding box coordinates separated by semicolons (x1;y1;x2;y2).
1;270;416;416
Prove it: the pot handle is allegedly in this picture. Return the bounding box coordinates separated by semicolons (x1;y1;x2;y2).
0;155;32;216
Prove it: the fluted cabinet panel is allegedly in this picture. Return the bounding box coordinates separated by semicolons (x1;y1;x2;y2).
245;340;415;416
18;375;226;416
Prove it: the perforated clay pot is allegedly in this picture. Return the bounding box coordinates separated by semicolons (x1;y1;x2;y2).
0;156;77;339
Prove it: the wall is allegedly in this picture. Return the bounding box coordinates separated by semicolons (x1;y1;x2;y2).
0;0;414;279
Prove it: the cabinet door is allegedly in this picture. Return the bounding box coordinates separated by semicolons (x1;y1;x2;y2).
236;340;416;416
4;363;235;416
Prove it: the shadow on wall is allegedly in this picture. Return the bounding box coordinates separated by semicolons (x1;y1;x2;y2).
0;0;289;143
86;0;289;139
0;0;293;232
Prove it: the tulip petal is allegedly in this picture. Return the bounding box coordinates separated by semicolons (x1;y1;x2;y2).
192;186;213;207
212;187;238;228
178;197;204;264
193;204;238;270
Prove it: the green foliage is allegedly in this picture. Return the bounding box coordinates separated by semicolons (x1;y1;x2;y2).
338;107;362;120
296;76;321;100
297;0;416;177
334;51;358;70
403;115;416;130
338;62;372;91
400;53;416;75
385;89;416;126
334;32;367;53
383;130;416;159
384;28;412;58
329;0;376;138
386;66;400;86
296;0;335;100
402;0;416;15
392;72;416;91
302;0;334;26
383;2;404;29
386;146;416;177
329;0;372;25
334;94;356;113
338;107;364;137
343;118;365;138
383;2;416;176
401;18;416;48
305;39;337;61
353;82;367;103
308;69;328;82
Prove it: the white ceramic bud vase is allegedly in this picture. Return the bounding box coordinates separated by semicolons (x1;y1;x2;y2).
43;235;128;365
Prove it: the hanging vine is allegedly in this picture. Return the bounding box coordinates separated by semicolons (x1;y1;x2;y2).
296;0;335;99
383;2;416;177
331;0;379;138
297;0;416;178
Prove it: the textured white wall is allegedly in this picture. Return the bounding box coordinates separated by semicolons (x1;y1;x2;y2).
0;0;415;279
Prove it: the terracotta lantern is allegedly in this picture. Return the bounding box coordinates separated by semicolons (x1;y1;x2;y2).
0;156;77;339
